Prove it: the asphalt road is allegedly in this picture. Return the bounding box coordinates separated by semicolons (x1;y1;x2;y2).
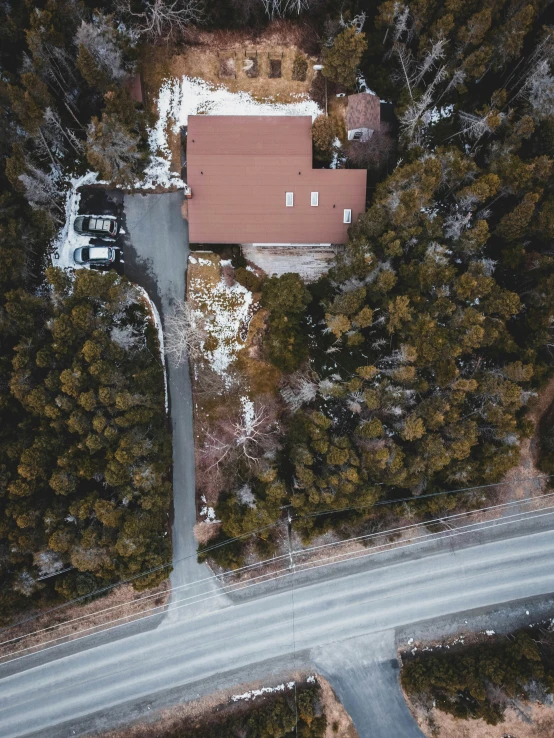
122;193;218;606
2;527;554;738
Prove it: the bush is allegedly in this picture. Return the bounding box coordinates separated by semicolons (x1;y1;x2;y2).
401;627;554;725
292;54;308;81
235;266;263;293
312;115;337;158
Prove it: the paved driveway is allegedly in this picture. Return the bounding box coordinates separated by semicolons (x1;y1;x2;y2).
314;633;425;738
122;192;218;606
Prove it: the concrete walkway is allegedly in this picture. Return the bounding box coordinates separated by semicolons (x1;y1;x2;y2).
122;192;220;610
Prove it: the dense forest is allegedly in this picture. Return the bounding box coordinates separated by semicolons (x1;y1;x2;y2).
401;626;554;724
0;0;376;623
205;0;554;564
0;0;168;624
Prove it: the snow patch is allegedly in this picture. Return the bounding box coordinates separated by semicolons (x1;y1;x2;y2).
134;286;168;414
231;681;296;702
51;171;100;270
147;76;322;192
356;72;377;96
188;261;254;379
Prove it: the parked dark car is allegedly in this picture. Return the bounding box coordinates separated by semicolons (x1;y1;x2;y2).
73;245;119;266
74;215;118;238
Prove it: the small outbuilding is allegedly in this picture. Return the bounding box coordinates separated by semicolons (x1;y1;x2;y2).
347;92;381;142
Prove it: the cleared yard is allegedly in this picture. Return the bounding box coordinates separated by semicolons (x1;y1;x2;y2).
169;23;317;104
242;243;341;282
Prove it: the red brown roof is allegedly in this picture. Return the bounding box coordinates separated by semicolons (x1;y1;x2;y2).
187;116;366;245
347;93;381;132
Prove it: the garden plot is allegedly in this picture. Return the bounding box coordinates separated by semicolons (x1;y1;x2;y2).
243;55;259;78
269;58;282;78
219;56;236;79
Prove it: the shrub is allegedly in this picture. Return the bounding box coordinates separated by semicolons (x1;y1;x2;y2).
235;266;263;293
292;54;308;81
312;115;337;157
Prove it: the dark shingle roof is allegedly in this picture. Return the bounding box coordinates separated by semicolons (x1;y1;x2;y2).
347;93;381;131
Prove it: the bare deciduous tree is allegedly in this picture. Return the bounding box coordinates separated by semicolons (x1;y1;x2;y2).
260;0;315;20
340;11;366;34
280;369;319;411
201;399;279;470
75;15;126;82
86;113;141;184
164;301;206;366
459;110;503;141
524;59;554;120
117;0;204;40
18;166;64;222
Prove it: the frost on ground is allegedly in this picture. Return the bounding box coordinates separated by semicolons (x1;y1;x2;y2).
187;254;254;378
200;494;219;523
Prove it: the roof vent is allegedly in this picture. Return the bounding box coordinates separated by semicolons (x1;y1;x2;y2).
311;192;319;207
343;209;352;224
286;192;294;207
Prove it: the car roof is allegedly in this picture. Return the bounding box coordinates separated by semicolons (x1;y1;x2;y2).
88;218;114;231
88;247;111;259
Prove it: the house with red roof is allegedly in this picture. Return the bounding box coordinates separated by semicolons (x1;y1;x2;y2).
186;115;366;247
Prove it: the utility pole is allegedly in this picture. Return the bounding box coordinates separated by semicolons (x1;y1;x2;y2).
283;505;295;571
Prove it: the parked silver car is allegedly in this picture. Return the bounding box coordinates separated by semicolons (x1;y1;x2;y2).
73;246;119;266
74;215;118;238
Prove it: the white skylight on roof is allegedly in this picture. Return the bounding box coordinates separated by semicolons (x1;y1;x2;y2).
343;209;352;224
286;192;294;207
311;192;319;206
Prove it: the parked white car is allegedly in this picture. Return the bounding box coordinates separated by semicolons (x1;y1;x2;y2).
73;245;119;266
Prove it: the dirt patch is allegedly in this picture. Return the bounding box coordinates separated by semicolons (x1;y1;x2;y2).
0;580;169;661
318;675;359;738
269;57;283;78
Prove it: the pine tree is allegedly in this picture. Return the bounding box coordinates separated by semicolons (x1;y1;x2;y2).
322;27;367;89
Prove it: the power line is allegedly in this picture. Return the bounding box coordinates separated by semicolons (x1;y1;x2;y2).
2;473;552;637
294;474;551;521
3;502;554;664
3;491;552;649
